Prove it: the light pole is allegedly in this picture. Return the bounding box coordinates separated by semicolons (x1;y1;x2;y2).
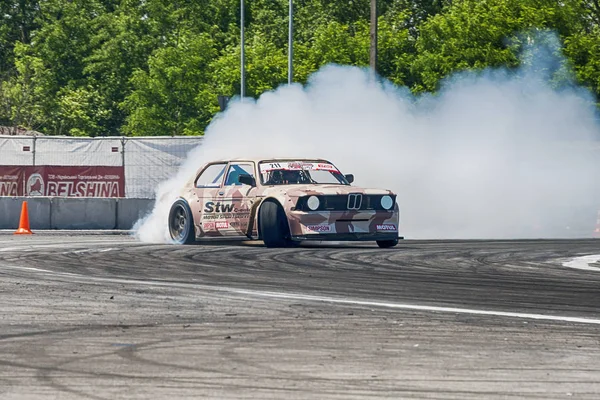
370;0;377;75
240;0;245;99
288;0;293;84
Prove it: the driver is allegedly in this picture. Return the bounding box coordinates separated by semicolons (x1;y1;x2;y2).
281;170;300;184
266;169;301;185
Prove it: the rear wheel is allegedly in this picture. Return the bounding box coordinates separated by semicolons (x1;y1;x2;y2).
377;239;398;249
259;201;292;248
168;200;195;244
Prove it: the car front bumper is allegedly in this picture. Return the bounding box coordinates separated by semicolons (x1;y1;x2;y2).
287;209;400;241
291;232;398;241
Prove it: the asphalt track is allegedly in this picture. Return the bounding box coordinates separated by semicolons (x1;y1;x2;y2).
1;234;600;399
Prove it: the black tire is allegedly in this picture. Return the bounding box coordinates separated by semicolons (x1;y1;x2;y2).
168;200;195;244
377;239;398;249
259;201;292;248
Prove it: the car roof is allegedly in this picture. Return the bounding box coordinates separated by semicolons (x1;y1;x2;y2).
210;157;332;164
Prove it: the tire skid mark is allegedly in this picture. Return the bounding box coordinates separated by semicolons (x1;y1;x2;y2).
2;237;600;399
2;263;600;325
2;239;600;318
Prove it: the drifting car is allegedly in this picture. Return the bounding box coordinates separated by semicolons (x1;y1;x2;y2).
168;158;400;248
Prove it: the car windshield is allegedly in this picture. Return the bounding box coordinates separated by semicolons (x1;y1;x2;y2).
259;161;348;185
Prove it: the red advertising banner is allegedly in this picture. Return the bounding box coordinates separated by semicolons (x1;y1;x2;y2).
0;166;21;196
0;166;125;197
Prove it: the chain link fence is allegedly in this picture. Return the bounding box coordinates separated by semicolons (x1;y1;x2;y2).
0;136;203;198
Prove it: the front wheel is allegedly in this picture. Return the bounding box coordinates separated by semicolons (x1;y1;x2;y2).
259;201;292;248
168;200;195;244
377;239;398;249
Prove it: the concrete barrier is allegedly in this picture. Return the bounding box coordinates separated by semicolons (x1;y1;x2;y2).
0;197;156;230
50;198;117;229
117;198;154;229
0;197;52;229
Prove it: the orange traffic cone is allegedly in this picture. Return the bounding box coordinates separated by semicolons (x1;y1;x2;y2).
594;210;600;239
14;201;33;235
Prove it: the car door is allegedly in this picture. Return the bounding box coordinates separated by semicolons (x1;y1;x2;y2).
191;162;227;237
216;162;258;237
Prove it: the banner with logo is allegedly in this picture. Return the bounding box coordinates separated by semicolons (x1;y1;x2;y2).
0;166;22;196
0;166;125;197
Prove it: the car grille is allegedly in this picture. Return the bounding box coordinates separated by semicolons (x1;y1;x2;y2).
296;194;395;211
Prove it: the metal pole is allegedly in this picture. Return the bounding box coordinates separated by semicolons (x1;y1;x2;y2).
32;136;37;166
288;0;293;84
369;0;377;75
241;0;245;100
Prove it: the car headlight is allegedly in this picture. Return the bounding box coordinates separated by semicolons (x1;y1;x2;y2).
381;195;393;210
307;196;320;211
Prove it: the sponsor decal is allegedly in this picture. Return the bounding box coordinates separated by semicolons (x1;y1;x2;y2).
285;162;314;170
0;175;19;196
46;181;120;197
316;163;338;171
259;161;338;173
0;166;124;197
215;221;229;229
204;201;235;213
202;201;251;221
203;222;215;230
204;201;250;214
306;224;331;233
376;224;397;231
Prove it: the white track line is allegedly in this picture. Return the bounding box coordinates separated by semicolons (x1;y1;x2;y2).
562;255;600;272
2;264;600;326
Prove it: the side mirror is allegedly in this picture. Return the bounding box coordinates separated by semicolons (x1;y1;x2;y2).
238;174;256;186
344;174;354;184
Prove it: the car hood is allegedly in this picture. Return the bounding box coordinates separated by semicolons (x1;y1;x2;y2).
260;185;395;197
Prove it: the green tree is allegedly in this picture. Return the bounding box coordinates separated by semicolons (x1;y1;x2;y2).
211;32;288;99
83;0;169;135
0;42;54;131
56;86;111;136
377;12;415;86
564;26;600;104
411;0;587;92
122;34;217;136
0;0;41;125
0;0;40;75
0;0;598;136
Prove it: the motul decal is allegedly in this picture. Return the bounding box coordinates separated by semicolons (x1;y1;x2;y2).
376;224;397;231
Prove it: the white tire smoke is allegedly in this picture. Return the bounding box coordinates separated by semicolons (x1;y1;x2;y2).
135;36;600;242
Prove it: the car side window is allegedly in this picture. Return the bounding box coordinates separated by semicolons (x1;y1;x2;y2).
225;163;255;186
195;163;227;188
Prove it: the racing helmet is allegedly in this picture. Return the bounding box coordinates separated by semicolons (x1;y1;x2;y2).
281;169;300;184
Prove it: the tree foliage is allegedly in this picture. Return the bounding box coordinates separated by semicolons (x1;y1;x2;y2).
0;0;597;136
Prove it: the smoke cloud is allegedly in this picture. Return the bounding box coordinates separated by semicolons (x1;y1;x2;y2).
135;33;600;242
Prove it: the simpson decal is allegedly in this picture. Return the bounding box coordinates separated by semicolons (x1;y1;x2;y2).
306;224;332;233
